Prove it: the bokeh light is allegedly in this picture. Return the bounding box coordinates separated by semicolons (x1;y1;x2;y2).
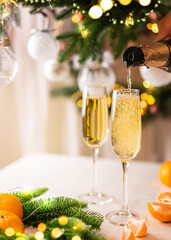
151;23;159;33
5;227;15;237
51;228;62;238
119;0;132;6
143;80;151;88
100;0;114;11
35;231;44;240
58;216;68;226
38;223;46;232
139;0;151;6
89;5;103;19
147;95;155;105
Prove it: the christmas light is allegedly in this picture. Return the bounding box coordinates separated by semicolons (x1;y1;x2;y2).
72;12;82;23
58;216;68;226
119;0;132;6
143;80;151;88
38;223;46;232
139;0;151;6
147;95;155;105
100;0;114;11
141;93;148;101
89;5;103;19
16;237;24;240
5;227;15;237
81;29;89;38
140;100;147;108
35;231;44;240
72;236;81;240
147;23;152;30
51;228;63;238
125;12;134;26
151;23;159;33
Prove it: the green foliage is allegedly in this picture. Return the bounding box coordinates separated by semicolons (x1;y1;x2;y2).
17;0;171;64
22;197;103;229
11;187;48;204
45;217;105;240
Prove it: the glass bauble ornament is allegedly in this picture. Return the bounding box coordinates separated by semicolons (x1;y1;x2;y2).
27;30;59;62
43;58;70;82
0;32;18;87
78;63;116;93
139;66;171;87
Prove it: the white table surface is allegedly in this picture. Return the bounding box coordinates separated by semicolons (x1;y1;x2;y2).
0;153;171;239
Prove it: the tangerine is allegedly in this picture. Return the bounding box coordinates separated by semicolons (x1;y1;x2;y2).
157;192;171;203
122;225;135;240
148;201;171;222
0;193;23;219
158;161;171;187
127;218;147;237
0;210;24;233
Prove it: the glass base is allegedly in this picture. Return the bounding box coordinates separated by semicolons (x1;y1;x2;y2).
78;192;113;205
105;209;144;226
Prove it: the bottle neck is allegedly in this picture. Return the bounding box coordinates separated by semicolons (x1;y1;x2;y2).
142;41;171;68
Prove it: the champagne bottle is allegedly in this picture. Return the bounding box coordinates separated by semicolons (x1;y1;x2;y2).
122;39;171;72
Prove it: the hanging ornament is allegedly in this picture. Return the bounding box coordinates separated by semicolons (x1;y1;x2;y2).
0;30;18;86
27;29;59;62
43;58;70;82
139;66;171;87
78;61;116;93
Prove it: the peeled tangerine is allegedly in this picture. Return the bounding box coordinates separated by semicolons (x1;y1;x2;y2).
122;218;147;240
122;225;135;240
148;201;171;222
156;192;171;204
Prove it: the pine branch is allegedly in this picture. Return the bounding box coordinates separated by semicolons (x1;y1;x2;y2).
12;187;48;204
56;7;73;20
22;197;103;229
45;217;105;240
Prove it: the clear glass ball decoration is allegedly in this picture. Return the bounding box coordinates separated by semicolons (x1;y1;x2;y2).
78;64;116;93
139;66;171;87
27;30;59;62
0;46;18;86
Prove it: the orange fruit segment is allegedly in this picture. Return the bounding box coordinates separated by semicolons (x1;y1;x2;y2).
0;210;24;233
122;225;135;240
157;192;171;203
158;160;171;187
148;201;171;222
127;218;147;237
0;193;23;219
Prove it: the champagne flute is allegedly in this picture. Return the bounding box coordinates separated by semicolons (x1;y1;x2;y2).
79;85;113;204
106;89;142;225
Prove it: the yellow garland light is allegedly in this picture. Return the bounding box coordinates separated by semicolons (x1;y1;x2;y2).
16;237;25;240
89;5;103;19
147;95;155;105
72;236;82;240
38;223;46;232
143;80;151;88
119;0;132;6
139;0;151;6
5;227;15;237
151;23;159;33
0;0;17;7
35;231;44;240
51;228;63;238
100;0;114;11
81;29;89;38
141;93;148;101
140;100;147;108
58;216;68;226
125;12;134;26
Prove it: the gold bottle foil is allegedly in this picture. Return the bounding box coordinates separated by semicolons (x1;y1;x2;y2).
142;42;170;68
0;38;10;47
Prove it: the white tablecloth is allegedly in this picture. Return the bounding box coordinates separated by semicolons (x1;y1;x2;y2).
0;153;170;239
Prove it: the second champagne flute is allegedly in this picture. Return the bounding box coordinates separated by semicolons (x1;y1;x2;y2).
79;85;113;204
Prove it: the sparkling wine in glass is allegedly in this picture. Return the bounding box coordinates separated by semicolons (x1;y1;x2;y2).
79;85;113;204
106;89;142;225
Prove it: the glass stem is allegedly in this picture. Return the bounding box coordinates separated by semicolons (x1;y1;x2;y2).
122;161;129;213
92;148;99;193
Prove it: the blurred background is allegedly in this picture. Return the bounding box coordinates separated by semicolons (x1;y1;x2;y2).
0;6;171;168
